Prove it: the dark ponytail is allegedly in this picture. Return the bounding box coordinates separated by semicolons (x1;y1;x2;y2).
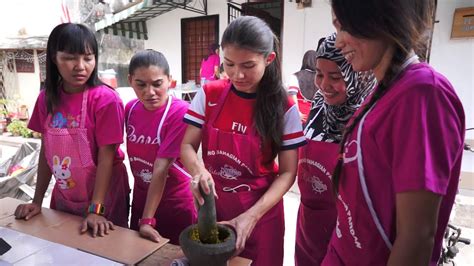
222;16;287;161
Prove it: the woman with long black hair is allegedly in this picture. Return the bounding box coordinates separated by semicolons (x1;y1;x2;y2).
181;16;306;265
323;1;465;265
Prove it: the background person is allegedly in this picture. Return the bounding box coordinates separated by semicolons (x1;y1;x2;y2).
199;43;220;86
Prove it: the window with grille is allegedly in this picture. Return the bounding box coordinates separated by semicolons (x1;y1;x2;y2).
181;15;219;85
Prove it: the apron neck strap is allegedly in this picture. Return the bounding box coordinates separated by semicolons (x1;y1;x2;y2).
156;96;173;145
79;89;89;128
207;82;232;125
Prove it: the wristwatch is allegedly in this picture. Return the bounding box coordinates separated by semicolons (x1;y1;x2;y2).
138;217;156;228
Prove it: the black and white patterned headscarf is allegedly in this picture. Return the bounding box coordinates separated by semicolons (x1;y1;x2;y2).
304;33;377;143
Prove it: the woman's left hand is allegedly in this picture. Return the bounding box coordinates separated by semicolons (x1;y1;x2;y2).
139;224;162;243
220;211;258;256
80;213;115;237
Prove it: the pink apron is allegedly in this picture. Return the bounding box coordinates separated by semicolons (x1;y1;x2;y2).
295;132;337;265
127;97;197;245
44;89;129;227
321;55;420;266
321;105;392;265
202;83;284;266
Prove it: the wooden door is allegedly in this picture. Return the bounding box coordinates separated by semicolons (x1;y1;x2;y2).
181;15;219;85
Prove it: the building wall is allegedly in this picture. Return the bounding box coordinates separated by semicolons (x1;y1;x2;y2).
146;0;229;84
145;0;473;132
281;0;333;83
16;50;41;115
0;0;64;112
430;0;474;136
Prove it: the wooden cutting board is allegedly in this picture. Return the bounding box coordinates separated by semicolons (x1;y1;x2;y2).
0;197;168;264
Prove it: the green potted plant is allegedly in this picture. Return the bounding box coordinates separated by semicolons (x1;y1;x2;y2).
7;120;32;138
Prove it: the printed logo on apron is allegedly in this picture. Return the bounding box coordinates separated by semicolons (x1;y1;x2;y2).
52;156;76;189
138;169;153;183
127;97;190;184
208;164;242;180
299;158;332;195
127;124;159;144
335;194;362;249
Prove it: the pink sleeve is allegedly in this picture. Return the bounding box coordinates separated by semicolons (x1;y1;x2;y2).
27;91;47;133
389;79;464;196
95;98;125;147
156;100;189;159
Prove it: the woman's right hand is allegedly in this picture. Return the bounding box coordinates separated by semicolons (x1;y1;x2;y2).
14;203;41;220
190;170;217;206
139;224;162;243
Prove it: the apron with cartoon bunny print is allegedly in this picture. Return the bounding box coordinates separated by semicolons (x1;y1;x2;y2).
44;89;128;226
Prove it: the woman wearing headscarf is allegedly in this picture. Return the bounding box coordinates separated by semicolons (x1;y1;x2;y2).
295;33;376;266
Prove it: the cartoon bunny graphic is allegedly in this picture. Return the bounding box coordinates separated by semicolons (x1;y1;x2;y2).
52;155;76;189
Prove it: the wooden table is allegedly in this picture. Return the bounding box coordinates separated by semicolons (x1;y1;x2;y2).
0;197;251;265
140;244;251;265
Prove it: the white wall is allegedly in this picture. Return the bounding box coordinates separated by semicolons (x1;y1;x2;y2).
145;0;335;85
281;0;334;82
145;0;474;131
0;0;62;38
145;0;229;84
0;0;64;112
16;50;41;113
430;0;474;133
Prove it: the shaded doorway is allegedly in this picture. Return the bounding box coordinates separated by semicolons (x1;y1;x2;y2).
181;15;219;85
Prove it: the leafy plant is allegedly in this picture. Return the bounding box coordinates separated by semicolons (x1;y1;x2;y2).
0;98;8;117
6;120;32;138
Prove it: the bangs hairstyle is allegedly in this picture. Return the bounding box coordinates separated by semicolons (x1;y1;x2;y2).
45;23;103;113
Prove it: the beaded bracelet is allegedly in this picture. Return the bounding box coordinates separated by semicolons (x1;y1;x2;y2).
88;203;105;216
138;217;156;228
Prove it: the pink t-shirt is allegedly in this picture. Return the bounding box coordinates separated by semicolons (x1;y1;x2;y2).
125;97;189;159
28;85;125;163
200;54;220;80
327;63;465;265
